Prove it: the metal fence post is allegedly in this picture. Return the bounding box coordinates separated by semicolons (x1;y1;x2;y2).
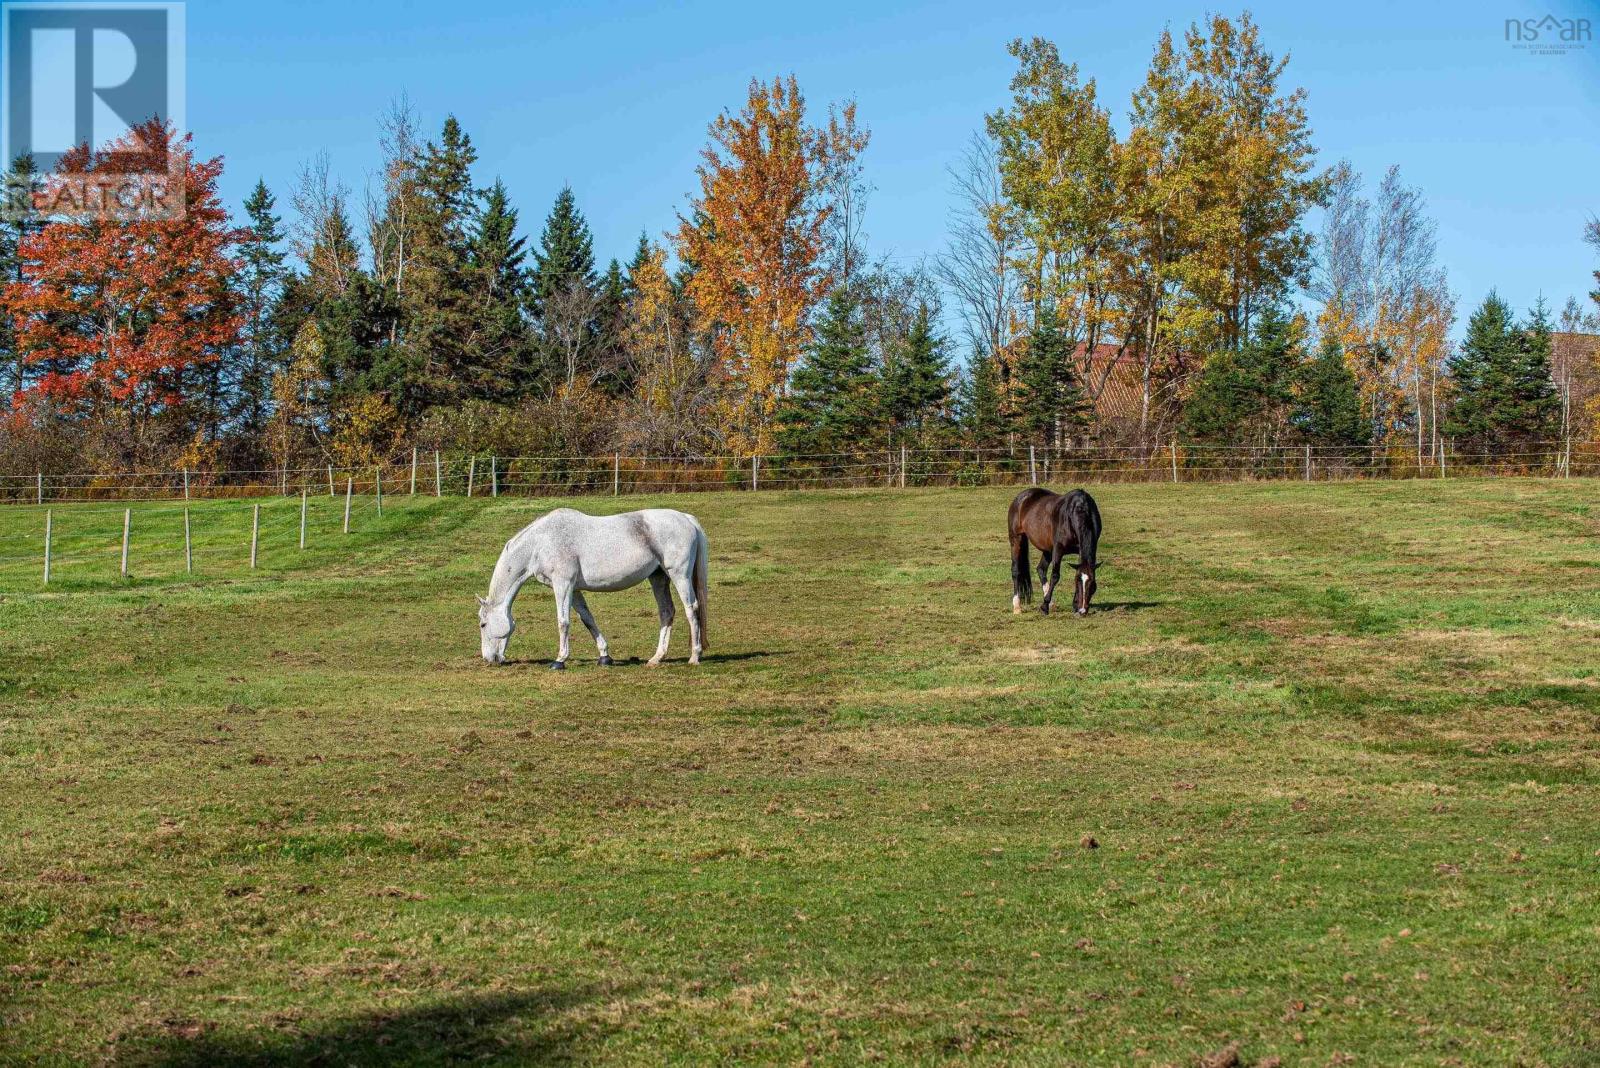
410;448;418;495
182;468;189;501
121;508;130;577
42;510;51;585
434;451;442;497
375;467;383;515
491;456;498;498
1029;445;1037;484
184;508;192;574
614;453;620;496
300;491;308;549
900;445;907;489
752;455;759;492
327;465;335;497
1304;444;1311;481
1170;441;1179;483
36;471;42;505
467;457;476;498
250;504;260;569
344;477;353;533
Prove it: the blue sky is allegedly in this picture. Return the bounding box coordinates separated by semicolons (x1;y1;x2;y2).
186;0;1600;340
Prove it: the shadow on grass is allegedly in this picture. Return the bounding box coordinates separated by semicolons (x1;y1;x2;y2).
1092;600;1163;612
112;986;614;1067
497;651;782;668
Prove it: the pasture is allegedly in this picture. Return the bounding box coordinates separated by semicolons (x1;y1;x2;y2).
1;480;1597;1065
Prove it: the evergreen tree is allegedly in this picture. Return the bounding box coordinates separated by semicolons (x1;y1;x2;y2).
1294;336;1369;448
593;258;630;396
958;348;1008;448
1444;292;1559;451
531;186;597;317
468;178;534;398
1016;305;1091;446
405;115;481;410
776;286;878;455
880;303;952;438
1181;303;1301;449
0;154;39;395
232;179;290;439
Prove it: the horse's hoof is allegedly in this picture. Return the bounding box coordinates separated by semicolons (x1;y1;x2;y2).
646;658;662;668
1076;609;1087;617
549;660;566;671
597;656;614;667
1040;605;1051;616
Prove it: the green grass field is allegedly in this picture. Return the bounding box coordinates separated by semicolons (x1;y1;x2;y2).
1;480;1597;1065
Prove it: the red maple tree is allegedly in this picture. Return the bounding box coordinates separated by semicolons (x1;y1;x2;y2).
2;119;243;421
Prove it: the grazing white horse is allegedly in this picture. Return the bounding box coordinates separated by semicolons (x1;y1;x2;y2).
477;507;709;669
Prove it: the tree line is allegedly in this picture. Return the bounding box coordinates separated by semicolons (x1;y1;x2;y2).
0;13;1586;479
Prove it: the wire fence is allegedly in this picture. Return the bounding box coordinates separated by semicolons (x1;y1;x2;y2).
0;441;1595;505
1;441;1593;589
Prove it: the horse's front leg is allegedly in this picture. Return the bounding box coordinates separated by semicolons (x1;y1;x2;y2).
572;592;612;666
550;578;575;670
1036;549;1052;597
646;570;674;666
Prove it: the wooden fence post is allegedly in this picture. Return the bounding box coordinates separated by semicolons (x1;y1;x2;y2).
1029;445;1037;485
614;453;620;496
184;508;192;574
279;464;287;496
467;457;476;498
375;467;383;516
491;456;498;498
434;451;442;497
1170;441;1179;483
1304;444;1311;481
1441;440;1449;479
42;509;51;585
410;448;418;495
299;491;307;550
250;504;260;569
344;477;353;533
327;465;335;497
121;508;130;577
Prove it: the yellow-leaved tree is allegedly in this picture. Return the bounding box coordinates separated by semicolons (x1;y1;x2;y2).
676;76;868;455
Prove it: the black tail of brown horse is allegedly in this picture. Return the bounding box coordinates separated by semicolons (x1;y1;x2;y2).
1011;533;1033;605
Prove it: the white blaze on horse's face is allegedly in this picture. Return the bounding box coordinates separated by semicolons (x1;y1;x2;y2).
478;596;514;664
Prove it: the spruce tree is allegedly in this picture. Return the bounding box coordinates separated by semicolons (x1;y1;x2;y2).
1445;293;1559;451
958;348;1008;449
233;180;289;439
405;115;480;410
0;154;39;395
531;186;597;318
1181;303;1301;450
1294;336;1369;448
469;179;533;398
777;287;877;455
1016;305;1091;446
881;303;952;438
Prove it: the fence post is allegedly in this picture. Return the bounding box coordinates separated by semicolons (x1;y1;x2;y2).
250;504;259;569
1441;440;1448;479
344;477;353;533
1170;441;1179;484
467;457;476;498
182;468;189;501
184;508;192;574
434;451;443;497
299;491;307;550
1304;444;1311;481
752;455;760;492
900;445;907;489
491;456;498;498
1029;445;1037;485
410;448;418;495
121;508;130;577
42;509;51;585
36;471;42;505
328;465;335;497
375;467;383;515
614;453;620;496
279;464;287;496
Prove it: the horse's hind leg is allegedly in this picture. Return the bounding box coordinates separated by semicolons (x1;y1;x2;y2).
666;564;704;665
646;570;674;666
572;592;612;666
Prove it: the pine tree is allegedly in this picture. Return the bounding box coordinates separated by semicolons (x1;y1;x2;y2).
881;303;952;438
593;259;630;396
405;115;480;410
777;286;877;455
233;179;290;440
531;186;597;317
1015;305;1090;446
1181;304;1301;449
1294;336;1369;448
469;178;533;398
1445;293;1559;451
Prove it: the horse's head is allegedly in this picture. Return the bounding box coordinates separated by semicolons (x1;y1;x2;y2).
478;595;515;664
1072;561;1098;616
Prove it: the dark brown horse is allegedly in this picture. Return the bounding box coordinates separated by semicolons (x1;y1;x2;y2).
1008;487;1102;615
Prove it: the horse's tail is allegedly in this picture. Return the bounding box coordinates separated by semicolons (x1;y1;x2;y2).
692;520;709;651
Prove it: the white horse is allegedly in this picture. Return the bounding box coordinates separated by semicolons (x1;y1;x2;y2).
477;507;709;669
